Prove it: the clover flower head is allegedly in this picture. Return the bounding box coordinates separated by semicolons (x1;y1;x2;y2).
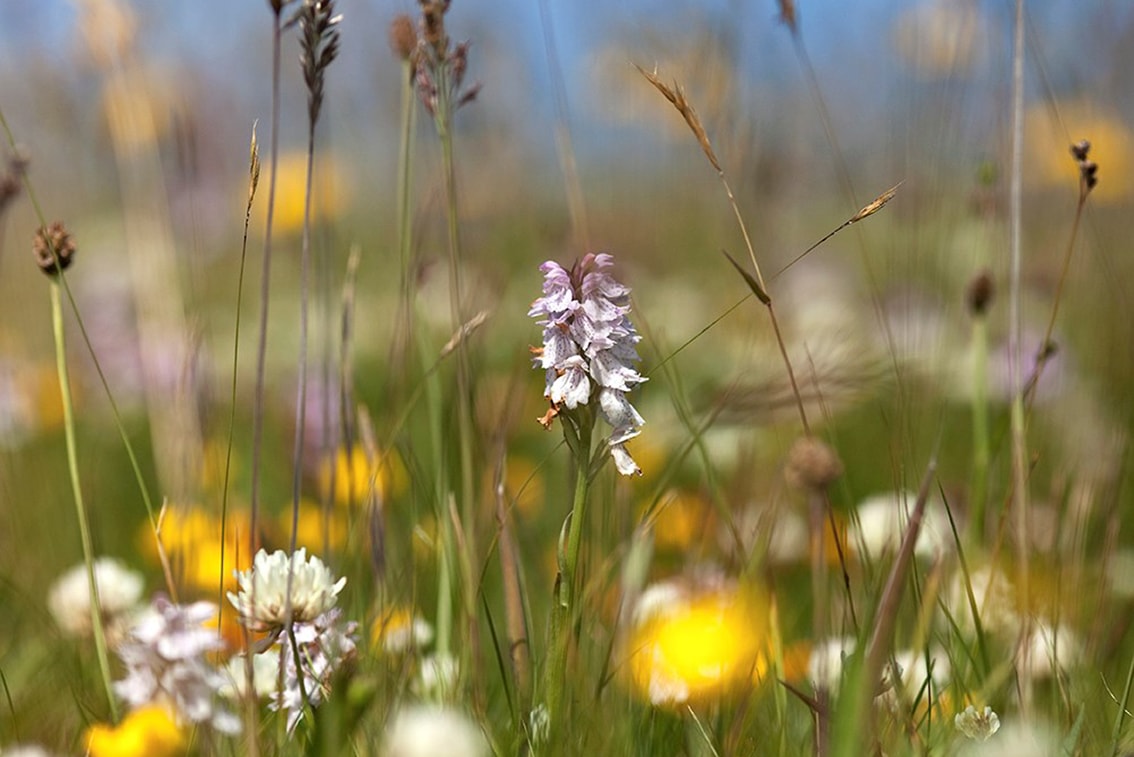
113;598;241;735
227;548;346;630
273;609;358;732
955;705;1001;741
529;252;646;476
221;608;358;733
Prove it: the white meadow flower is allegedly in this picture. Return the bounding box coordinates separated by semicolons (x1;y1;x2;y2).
0;746;57;757
807;636;857;692
227;548;346;630
955;705;1001;741
1019;621;1081;680
852;490;951;560
374;609;434;655
530;253;647;476
47;557;143;641
413;652;460;703
958;720;1057;756
382;705;488;757
113;597;241;735
528;703;551;746
219;650;281;701
947;564;1020;637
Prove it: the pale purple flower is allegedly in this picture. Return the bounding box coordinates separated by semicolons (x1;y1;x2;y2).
530;253;646;475
268;609;359;733
113;597;241;735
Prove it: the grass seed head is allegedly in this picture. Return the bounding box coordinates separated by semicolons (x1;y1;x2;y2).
390;14;418;62
784;436;843;492
966;269;995;317
33;221;76;276
635;64;722;173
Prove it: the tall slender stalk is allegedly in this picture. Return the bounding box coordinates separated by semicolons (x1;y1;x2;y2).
545;415;593;726
250;0;286;592
245;7;287;749
1007;0;1032;714
50;280;117;722
416;0;481;667
394;33;418;376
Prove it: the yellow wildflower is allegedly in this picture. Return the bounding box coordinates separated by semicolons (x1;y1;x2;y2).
141;505;255;594
318;446;407;508
626;584;769;706
277;500;351;553
371;606;434;654
646;490;710;552
86;706;186;757
1025;100;1133;202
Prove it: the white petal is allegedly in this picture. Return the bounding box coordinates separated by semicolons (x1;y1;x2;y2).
610;444;642;476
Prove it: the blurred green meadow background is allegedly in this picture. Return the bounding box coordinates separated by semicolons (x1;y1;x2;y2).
1;0;1134;754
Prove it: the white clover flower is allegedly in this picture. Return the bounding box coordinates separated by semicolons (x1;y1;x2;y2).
955;705;1001;741
413;652;460;703
382;705;488;757
227;548;346;630
113;597;241;735
530;253;647;476
47;557;143;641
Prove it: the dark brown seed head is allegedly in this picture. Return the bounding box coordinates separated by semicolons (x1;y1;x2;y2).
784;436;843;492
34;221;77;276
389;14;417;62
966;269;995;317
1070;140;1091;162
419;0;449;59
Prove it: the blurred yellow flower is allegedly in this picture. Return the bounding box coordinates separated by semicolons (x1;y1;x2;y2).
86;705;186;757
626;585;769;706
258;151;349;235
371;606;434;654
1025;100;1134;202
645;489;710;552
318;446;407;508
501;457;544;519
141;506;256;594
277;500;351;553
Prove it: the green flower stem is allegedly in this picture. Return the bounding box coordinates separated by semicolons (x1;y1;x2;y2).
51;280;118;722
545;413;593;725
969;314;990;543
435;65;478;641
395;57;418;365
